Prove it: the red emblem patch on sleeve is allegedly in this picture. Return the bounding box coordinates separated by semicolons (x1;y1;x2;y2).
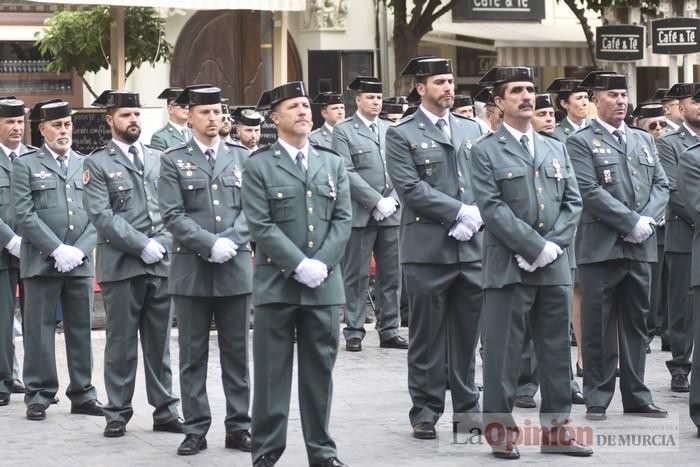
82;169;90;184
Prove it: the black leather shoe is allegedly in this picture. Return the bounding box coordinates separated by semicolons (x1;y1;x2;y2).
514;395;536;408
312;457;348;467
412;422;436;439
51;396;59;405
624;404;668;418
491;442;520;460
697;426;700;438
380;335;408;349
572;391;585;405
26;403;46;420
585;407;606;421
364;316;374;324
225;429;252;451
661;339;671;351
541;431;593;456
0;392;9;406
11;380;26;394
254;454;279;467
345;338;362;352
177;434;207;456
576;363;583;378
71;399;104;416
671;374;690;392
646;344;651;354
104;421;126;438
153;417;184;433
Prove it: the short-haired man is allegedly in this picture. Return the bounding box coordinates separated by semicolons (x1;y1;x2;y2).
308;92;345;147
232;107;264;152
84;90;182;438
13;100;102;421
567;71;669;422
150;87;191;151
452;95;474;118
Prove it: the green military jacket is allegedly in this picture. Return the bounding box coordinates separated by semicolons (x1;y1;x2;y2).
308;125;333;148
470;126;582;288
12;145;95;278
385;107;484;265
83;140;171;283
332;113;400;227
158;138;252;297
0;143;34;271
567;119;669;265
150;122;190;152
241;141;352;306
677;143;700;287
657;125;696;253
553;117;581;143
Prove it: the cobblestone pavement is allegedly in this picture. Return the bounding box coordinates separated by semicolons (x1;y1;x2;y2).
1;324;698;466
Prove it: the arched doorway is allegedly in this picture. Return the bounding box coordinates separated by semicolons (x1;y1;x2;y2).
170;10;302;106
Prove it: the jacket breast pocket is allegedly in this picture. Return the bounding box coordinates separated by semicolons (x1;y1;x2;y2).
30;178;58;209
494;166;527;203
107;179;135;212
73;179;85;209
350;145;373;169
594;160;621;187
266;185;297;223
0;177;10;205
637;153;656;184
315;183;336;220
220;175;241;208
412;150;445;180
544;164;570;200
179;178;208;210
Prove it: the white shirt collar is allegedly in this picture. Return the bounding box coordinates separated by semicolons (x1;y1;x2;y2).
112;139;142;163
419;105;452;136
502;121;534;156
355;112;379;129
323;123;334;134
683;122;699;137
169;121;187;133
567;116;586;131
667;120;680;131
277;137;310;169
595;117;626;141
193;136;220;158
45;145;69;162
0;142;21;158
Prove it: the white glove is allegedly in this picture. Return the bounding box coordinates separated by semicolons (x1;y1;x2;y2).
449;222;474;242
5;235;21;258
372;209;386;222
209;238;238;263
375;197;398;218
457;204;483;232
140;239;166;264
51;244;85;273
515;254;538;272
293;258;328;288
533;241;563;268
623;216;656;244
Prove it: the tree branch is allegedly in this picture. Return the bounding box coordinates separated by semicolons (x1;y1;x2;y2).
80;73;98;99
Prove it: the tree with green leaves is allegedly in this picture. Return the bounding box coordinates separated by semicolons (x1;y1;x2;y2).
34;6;172;98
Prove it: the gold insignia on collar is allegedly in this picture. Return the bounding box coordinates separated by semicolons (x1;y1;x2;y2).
109;147;116;153
187;146;193;152
274;150;281;156
592;138;601;147
354;123;359;129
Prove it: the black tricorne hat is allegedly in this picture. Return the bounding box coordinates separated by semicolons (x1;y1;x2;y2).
665;83;700;100
546;78;586;94
157;87;184;103
632;102;665;119
479;67;534;87
580;71;627;91
473;87;495;106
93;90;141;108
256;81;309;111
312;92;343;106
535;94;554;111
452;95;473;109
649;88;670;103
29;99;73;122
401;56;453;78
233;107;264;126
347;76;383;94
0;98;27;118
173;85;223;107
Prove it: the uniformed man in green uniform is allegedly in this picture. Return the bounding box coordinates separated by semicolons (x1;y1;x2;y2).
0;97;32;406
242;81;351;467
677;120;700;438
332;76;407;352
546;78;590;144
656;84;700;393
386;56;483;440
158;85;253;456
231;106;264;152
567;72;669;421
308;92;345;147
452;95;474;118
12;100;102;421
84;90;182;438
150;87;191;151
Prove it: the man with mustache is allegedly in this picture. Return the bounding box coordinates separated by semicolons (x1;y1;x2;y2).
655;84;700;394
0;97;33;407
84;90;182;438
386;56;483;441
470;67;589;459
332;76;407;352
158;85;253;456
242;81;351;467
567;72;669;421
150;87;191;152
12;99;102;421
232;107;264;153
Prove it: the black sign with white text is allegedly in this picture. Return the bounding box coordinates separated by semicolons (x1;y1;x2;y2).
596;25;644;61
453;0;545;21
652;18;700;54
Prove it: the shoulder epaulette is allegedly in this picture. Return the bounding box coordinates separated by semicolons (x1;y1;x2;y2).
224;140;248;151
163;142;187;154
395;113;416;126
310;142;341;157
88;145;107;156
473;131;493;144
18;148;37;157
248;145;271;157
